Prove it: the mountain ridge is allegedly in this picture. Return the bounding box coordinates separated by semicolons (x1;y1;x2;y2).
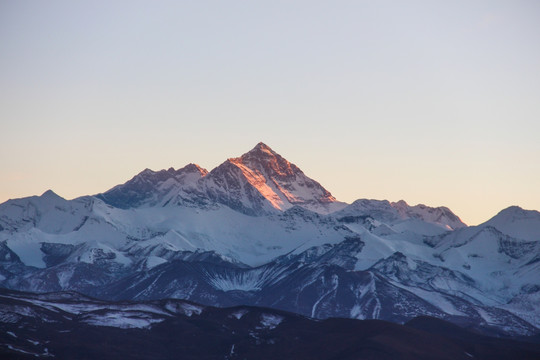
0;142;538;337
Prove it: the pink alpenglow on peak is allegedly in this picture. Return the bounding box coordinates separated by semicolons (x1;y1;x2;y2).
209;142;344;214
97;142;346;215
180;163;209;177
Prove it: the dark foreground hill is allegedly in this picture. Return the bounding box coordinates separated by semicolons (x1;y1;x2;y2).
1;289;539;360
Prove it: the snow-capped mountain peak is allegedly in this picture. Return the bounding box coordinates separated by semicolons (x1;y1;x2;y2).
485;206;540;241
203;142;341;214
390;200;466;230
94;143;342;215
335;198;466;235
41;189;63;200
179;163;209;177
233;142;303;179
96;163;209;209
246;141;278;156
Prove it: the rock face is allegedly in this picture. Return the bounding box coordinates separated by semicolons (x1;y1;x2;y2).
0;143;539;337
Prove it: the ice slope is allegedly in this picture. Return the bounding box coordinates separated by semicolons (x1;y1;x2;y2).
121;205;353;266
0;190;353;268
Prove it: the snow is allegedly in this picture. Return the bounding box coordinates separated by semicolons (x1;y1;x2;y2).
119;205;350;267
5;344;40;356
391;218;451;236
432;226;539;302
475;307;496;325
204;143;342;215
78;242;132;266
164;301;203;317
177;303;203;317
230;309;248;320
485;206;540;241
259;314;283;329
0;311;21;323
389;280;467;316
0;145;469;270
311;274;339;318
502;288;540;328
229;159;285;210
207;269;265;291
371;298;381;318
336;199;465;235
6;235;46;268
82;311;164;329
12;298;172;321
57;268;75;288
350;305;364;320
145;256;167;269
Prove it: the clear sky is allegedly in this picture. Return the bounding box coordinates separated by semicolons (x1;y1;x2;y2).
1;1;539;225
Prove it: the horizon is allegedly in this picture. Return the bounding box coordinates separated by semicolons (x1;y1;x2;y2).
2;1;540;226
1;140;535;226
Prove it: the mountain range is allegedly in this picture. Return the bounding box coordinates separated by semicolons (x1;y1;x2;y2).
1;142;539;342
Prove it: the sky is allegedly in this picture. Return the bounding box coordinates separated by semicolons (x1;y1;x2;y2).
1;1;539;225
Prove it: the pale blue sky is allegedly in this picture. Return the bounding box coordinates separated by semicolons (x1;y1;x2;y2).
1;1;539;225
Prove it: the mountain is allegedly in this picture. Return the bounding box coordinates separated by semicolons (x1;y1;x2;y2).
96;164;208;209
484;206;540;241
0;142;539;338
2;289;539;360
423;206;540;328
204;142;344;214
335;199;466;236
96;142;346;215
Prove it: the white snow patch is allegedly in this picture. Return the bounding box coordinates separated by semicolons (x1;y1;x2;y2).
145;256;167;269
475;307;496;324
5;344;40;356
179;303;203;317
207;271;263;291
311;274;339;318
164;301;203;317
57;268;74;288
350;305;365;320
82;311;164;329
6;237;45;268
259;314;284;329
229;309;248;320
